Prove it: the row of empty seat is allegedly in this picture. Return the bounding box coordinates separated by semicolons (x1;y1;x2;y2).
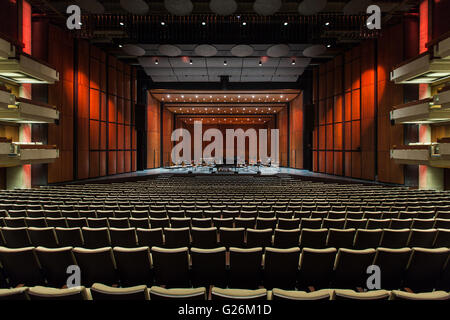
1;284;449;301
0;246;449;292
1;226;449;249
2;209;450;220
2;215;450;230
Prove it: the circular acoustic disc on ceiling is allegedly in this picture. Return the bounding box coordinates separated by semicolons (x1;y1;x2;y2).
194;44;218;57
302;44;327;57
120;0;149;15
75;0;105;14
253;0;282;16
298;0;327;15
266;44;290;58
231;45;254;57
158;44;182;57
164;0;194;16
122;44;146;57
210;0;238;16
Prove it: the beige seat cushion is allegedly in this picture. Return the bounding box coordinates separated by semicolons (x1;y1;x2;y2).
271;288;333;301
211;287;267;300
391;290;450;300
333;289;391;300
150;286;206;299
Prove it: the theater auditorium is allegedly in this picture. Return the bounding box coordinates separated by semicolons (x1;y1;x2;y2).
0;0;449;302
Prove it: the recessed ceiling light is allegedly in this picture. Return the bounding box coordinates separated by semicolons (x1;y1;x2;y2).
242;22;247;26
118;44;123;48
202;21;206;26
326;44;331;48
120;22;125;26
291;59;296;65
155;59;159;65
224;60;228;66
167;95;170;98
161;21;166;26
181;95;184;98
195;95;199;98
79;22;83;26
252;95;255;98
259;61;262;66
325;22;330;26
189;59;193;65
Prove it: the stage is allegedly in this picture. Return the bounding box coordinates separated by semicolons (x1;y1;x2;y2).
54;166;402;187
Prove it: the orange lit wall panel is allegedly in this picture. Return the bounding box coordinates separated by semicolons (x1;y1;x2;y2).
312;39;376;180
289;93;304;169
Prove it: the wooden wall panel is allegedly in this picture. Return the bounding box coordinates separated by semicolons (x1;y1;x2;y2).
334;152;343;176
47;25;74;183
312;40;377;182
289;93;303;169
147;94;160;169
326;151;333;174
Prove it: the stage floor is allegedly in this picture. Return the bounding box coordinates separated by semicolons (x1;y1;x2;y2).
56;166;401;187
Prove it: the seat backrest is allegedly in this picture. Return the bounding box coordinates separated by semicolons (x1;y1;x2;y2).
28;227;58;248
246;228;272;248
300;218;322;229
373;247;412;290
326;228;355;249
191;227;218;249
434;229;450;248
298;248;337;290
113;247;152;287
55;227;84;247
353;229;382;250
35;246;76;288
72;247;118;287
81;227;111;249
299;228;328;249
164;227;190;248
150;247;190;288
190;247;227;287
228;247;263;289
109;228;137;248
333;248;376;289
404;247;450;292
1;227;31;248
136;228;164;247
219;227;245;249
263;247;301;289
407;229;437;248
273;229;300;248
380;228;410;249
0;247;44;287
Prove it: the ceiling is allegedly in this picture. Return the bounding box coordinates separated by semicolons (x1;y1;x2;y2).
153;90;294;125
178;115;274;125
150;90;300;103
138;44;312;82
28;0;419;85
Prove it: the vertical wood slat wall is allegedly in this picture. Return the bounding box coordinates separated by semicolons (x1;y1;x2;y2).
48;25;74;183
377;23;406;184
147;93;160;169
312;40;377;181
78;40;137;180
278;107;289;167
289;93;304;169
47;26;137;183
